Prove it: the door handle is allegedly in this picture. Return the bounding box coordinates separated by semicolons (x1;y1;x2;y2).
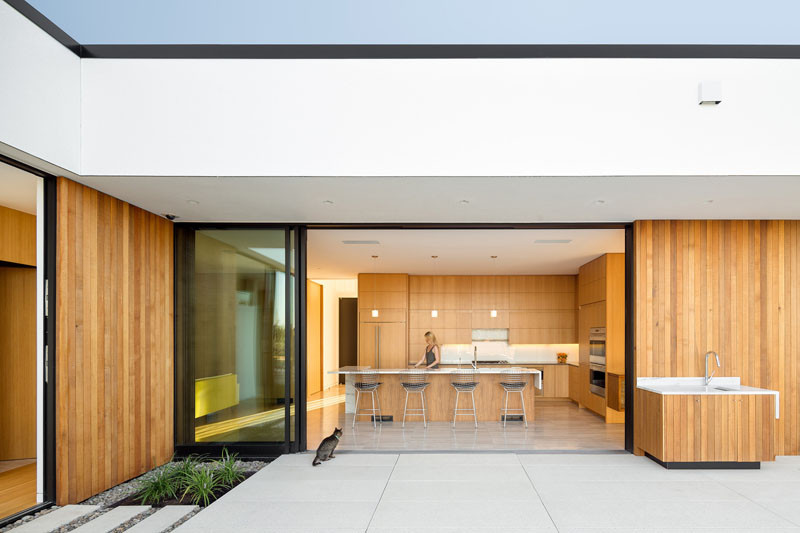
377;325;381;368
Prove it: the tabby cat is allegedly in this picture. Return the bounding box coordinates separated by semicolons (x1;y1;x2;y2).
312;427;342;466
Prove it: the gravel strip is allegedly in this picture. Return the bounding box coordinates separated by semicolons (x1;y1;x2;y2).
1;459;270;532
161;508;199;532
110;508;157;532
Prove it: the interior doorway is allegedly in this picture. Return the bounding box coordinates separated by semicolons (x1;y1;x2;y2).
304;227;629;452
0;160;44;522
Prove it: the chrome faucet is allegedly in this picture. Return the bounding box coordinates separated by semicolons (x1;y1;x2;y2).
704;351;721;385
472;346;478;370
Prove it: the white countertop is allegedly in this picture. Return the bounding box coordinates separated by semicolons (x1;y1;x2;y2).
331;366;542;375
637;377;780;419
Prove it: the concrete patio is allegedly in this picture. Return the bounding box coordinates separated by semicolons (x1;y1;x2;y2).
173;452;800;532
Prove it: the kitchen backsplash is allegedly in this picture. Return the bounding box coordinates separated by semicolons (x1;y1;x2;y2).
440;343;578;364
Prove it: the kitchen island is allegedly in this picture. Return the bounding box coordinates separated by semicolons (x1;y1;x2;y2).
330;366;542;422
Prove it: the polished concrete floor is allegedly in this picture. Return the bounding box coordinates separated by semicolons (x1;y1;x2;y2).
307;385;624;451
175;452;800;532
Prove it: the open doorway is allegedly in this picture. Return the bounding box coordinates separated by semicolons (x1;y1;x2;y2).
305;228;627;452
0;161;43;520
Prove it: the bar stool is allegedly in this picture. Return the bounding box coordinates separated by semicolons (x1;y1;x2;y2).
400;369;430;427
353;371;382;428
499;367;528;428
451;370;479;428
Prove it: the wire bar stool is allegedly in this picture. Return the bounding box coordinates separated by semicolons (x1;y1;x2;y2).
451;370;479;428
400;369;430;427
352;370;382;428
499;367;528;428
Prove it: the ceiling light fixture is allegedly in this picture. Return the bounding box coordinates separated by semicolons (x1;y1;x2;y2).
490;255;498;259
705;199;714;204
490;310;498;318
322;200;334;205
431;255;438;259
371;309;379;318
594;199;606;206
459;200;470;205
186;200;199;206
431;310;438;318
371;255;379;259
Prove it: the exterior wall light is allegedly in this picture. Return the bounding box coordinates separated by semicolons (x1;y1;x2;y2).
698;80;722;105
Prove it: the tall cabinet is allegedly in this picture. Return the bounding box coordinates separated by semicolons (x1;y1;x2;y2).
578;253;625;423
358;274;409;369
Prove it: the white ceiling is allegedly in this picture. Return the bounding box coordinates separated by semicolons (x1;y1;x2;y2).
307;229;625;278
71;175;800;223
0;162;39;214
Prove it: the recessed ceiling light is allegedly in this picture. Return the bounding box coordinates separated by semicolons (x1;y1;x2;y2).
186;199;199;206
490;255;498;259
459;199;470;205
534;239;572;244
431;255;439;259
705;199;714;204
342;240;380;245
371;255;379;259
322;200;334;205
594;199;606;206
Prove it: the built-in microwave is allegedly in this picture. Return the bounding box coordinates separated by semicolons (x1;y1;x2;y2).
589;327;606;366
589;363;606;397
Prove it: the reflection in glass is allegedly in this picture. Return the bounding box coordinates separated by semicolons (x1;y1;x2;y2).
191;229;290;443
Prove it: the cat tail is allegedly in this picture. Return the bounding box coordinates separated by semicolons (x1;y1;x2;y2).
312;456;321;466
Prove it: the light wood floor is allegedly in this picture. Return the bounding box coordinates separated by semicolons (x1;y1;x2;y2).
306;387;624;451
0;461;36;520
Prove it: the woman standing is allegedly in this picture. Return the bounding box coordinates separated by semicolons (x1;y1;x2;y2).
413;331;441;369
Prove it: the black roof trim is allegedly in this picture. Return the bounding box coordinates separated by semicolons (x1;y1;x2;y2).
5;1;800;59
81;44;800;59
4;0;81;55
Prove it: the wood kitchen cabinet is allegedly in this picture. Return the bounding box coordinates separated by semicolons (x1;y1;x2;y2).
635;389;776;463
358;274;408;368
577;253;625;423
568;364;581;404
530;364;569;398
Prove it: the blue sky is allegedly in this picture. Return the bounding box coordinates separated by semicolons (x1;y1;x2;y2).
27;0;800;45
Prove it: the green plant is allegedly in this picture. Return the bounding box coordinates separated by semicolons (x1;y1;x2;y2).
181;466;223;507
215;448;245;487
172;455;203;488
137;465;179;505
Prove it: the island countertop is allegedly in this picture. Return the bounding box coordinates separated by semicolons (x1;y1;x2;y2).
330;366;543;379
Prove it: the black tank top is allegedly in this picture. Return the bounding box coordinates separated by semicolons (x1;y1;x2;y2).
425;346;439;368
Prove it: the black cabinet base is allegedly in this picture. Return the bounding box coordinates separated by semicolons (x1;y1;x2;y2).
646;453;760;470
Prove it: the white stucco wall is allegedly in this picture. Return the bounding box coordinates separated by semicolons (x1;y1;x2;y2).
0;1;81;173
79;57;800;177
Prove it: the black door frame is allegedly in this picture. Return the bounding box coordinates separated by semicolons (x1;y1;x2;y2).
304;222;635;453
0;154;58;526
173;221;635;456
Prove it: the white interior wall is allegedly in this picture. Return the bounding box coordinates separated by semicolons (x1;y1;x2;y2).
80;57;800;177
0;2;81;173
313;279;358;389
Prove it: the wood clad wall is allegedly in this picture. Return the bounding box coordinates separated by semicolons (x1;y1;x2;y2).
634;220;800;456
0;205;36;266
56;177;174;504
0;267;37;460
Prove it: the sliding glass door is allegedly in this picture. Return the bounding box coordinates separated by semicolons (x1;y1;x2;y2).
175;226;305;455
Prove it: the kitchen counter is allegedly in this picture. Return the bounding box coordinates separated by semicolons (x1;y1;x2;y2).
634;377;778;466
331;366;541;422
637;377;779;418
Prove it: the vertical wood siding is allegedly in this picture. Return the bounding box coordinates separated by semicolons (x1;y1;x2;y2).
634;220;799;456
56;178;173;504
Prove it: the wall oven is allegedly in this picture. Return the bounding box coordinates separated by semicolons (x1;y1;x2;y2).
588;327;606;397
589;363;606;397
589;327;606;365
